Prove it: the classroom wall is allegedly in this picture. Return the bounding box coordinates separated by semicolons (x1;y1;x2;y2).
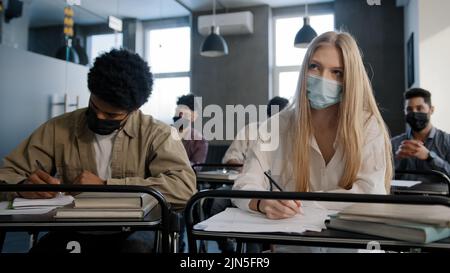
191;5;272;143
123;18;144;57
191;1;407;141
28;25;64;58
1;0;30;51
0;45;90;162
334;0;406;137
403;0;420;89
401;0;450;133
417;0;450;133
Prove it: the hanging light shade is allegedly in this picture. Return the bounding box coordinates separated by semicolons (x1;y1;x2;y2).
200;26;228;57
200;0;228;57
294;2;317;48
294;17;317;48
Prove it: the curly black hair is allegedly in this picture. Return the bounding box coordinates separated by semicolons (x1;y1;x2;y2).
88;49;153;111
176;94;200;112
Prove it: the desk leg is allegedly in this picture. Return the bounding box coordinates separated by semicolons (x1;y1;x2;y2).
0;231;5;253
28;232;39;251
171;232;180;253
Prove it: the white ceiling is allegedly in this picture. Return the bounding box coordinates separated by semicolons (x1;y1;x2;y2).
27;0;333;27
180;0;333;11
29;0;190;27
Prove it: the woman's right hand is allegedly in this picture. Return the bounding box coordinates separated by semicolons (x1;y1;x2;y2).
250;199;302;219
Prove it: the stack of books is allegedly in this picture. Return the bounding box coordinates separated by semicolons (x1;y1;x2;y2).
328;203;450;244
55;192;157;219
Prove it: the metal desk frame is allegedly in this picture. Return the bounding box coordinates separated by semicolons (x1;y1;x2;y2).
185;190;450;253
0;184;178;253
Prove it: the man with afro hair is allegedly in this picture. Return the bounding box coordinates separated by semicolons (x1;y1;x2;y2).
0;49;196;253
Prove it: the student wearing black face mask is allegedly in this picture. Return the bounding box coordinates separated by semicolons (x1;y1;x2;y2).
172;94;208;165
86;100;129;135
391;88;450;176
0;49;196;253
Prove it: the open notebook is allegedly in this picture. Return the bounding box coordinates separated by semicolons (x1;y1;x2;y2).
13;194;74;208
0;194;74;215
194;201;330;233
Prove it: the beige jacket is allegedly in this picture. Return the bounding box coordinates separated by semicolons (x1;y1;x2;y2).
0;108;197;209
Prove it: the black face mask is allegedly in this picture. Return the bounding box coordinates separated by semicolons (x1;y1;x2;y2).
172;116;191;132
406;112;430;132
86;107;127;135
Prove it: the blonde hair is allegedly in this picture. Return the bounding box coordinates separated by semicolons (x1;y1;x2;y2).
286;31;393;192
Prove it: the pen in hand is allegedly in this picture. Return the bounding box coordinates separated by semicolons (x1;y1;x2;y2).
263;171;284;192
263;171;303;214
35;160;46;172
35;160;64;197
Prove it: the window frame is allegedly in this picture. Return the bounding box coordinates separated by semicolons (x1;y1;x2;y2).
140;17;192;123
86;32;123;66
272;4;335;98
143;17;191;81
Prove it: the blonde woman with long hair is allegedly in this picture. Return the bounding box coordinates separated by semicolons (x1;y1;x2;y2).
233;31;393;221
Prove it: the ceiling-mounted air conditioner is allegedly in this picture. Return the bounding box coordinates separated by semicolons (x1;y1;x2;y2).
198;11;254;36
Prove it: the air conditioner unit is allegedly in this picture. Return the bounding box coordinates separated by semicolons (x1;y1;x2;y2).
198;11;254;36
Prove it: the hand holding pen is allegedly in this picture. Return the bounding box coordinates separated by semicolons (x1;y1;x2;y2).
250;171;302;219
18;160;61;199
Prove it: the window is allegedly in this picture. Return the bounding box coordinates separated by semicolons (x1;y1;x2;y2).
274;14;334;101
140;77;190;125
87;33;123;66
141;26;191;124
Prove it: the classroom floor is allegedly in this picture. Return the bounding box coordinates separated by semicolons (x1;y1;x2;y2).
2;231;221;253
2;232;32;253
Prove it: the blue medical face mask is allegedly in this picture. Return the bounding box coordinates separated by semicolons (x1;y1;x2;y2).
306;74;343;110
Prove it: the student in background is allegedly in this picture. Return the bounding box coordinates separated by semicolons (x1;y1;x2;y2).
172;94;208;253
0;49;196;253
233;31;393;220
213;97;289;252
222;96;289;167
173;94;209;165
391;88;450;177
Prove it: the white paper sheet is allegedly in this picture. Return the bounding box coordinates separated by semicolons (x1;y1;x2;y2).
0;201;56;215
391;180;422;188
13;194;74;208
194;201;330;233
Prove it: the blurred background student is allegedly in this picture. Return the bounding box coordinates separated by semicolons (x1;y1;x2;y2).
222;96;289;167
173;94;209;165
